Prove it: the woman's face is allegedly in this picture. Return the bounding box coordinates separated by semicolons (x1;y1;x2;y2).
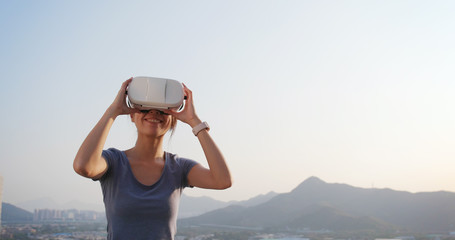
131;110;173;138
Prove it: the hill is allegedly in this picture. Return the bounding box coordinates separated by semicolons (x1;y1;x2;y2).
179;177;455;233
179;191;278;218
1;202;33;222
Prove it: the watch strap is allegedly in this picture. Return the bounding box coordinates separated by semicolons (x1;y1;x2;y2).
192;121;210;136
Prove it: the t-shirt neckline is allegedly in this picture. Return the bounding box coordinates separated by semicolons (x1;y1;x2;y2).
121;151;168;188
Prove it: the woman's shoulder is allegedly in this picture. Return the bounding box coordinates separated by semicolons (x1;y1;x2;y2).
166;151;186;162
165;151;180;163
102;148;128;162
103;147;123;156
166;152;199;169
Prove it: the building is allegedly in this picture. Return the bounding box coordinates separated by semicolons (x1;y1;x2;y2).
33;208;105;222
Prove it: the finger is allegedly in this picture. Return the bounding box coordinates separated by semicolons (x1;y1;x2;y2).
119;78;133;96
122;77;133;88
182;83;193;102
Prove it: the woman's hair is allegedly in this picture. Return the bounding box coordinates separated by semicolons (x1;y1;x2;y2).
169;115;177;137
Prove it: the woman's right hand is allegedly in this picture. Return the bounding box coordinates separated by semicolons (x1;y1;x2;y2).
108;77;139;117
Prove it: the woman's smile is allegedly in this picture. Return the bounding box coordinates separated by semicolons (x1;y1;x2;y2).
140;110;169;126
144;118;162;124
139;112;172;133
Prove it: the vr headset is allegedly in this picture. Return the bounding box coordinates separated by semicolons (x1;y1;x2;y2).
127;77;185;110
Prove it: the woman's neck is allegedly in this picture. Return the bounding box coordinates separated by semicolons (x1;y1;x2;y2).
131;135;165;161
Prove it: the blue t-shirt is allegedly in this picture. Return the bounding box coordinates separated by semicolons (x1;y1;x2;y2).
97;148;198;240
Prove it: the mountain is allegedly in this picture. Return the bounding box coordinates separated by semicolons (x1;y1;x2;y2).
16;197;104;212
1;202;33;222
12;192;276;219
229;191;279;207
179;176;455;233
179;195;228;218
16;197;58;212
179;191;278;218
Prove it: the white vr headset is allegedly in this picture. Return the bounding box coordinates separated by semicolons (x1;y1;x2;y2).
127;77;185;110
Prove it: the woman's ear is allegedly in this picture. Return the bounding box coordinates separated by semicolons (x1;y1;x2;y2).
130;113;135;122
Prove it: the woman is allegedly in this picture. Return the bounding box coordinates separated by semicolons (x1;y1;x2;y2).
73;78;232;239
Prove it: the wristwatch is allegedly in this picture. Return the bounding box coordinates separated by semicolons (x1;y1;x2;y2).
192;121;210;136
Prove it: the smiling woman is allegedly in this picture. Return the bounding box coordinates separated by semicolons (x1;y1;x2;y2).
132;109;177;138
72;77;232;240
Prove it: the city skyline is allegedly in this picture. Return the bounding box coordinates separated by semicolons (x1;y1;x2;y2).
1;1;454;207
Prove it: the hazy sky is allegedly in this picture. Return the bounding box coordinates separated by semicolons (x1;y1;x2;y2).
1;0;454;207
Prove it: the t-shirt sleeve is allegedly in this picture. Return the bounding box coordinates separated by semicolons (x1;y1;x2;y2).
179;157;199;188
92;148;118;181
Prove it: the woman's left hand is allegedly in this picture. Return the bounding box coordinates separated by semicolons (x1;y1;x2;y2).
164;83;202;128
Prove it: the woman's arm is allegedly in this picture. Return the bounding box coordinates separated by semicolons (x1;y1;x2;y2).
73;78;137;179
187;127;232;189
165;84;232;189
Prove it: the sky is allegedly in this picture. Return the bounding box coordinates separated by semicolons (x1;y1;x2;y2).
0;0;454;208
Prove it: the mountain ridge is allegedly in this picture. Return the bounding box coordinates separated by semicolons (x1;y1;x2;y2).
179;176;455;233
1;202;33;222
179;191;278;218
8;191;278;219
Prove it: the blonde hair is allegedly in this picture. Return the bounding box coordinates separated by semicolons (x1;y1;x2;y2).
169;115;177;137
